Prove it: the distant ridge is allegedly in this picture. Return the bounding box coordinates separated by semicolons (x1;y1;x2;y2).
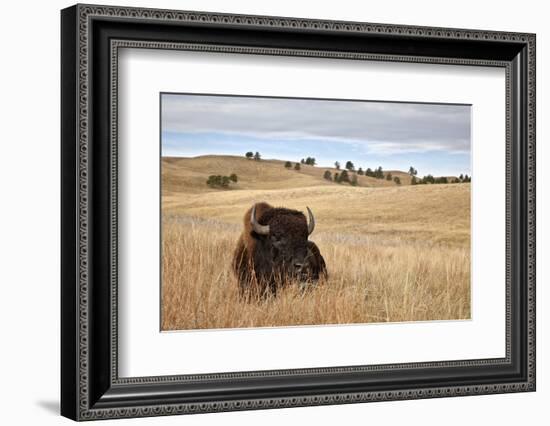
162;155;420;194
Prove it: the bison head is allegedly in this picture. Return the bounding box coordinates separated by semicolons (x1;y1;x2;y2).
250;204;315;278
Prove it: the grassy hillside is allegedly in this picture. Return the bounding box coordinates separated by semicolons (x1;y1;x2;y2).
160;154;471;330
163;182;470;247
162;155;415;195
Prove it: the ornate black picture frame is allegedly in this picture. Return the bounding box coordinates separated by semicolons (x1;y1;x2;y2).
61;4;536;421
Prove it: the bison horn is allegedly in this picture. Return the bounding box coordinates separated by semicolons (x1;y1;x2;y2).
250;204;270;235
306;207;315;235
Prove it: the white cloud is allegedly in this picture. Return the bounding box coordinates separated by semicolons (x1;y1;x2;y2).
161;94;471;155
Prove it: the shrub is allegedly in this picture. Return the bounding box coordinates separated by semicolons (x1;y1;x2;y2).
386;172;393;181
393;176;401;185
345;161;355;171
334;161;340;170
350;174;358;186
323;170;332;180
294;162;301;170
253;152;261;161
284;161;292;169
206;175;221;187
357;167;364;175
206;174;237;188
422;174;435;184
245;152;253;159
339;169;350;183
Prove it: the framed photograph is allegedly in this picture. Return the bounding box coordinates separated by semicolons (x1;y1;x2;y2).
61;4;536;421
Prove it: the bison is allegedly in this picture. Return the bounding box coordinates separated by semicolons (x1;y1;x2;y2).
232;202;327;299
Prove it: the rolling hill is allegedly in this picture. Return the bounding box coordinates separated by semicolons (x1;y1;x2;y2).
161;155;470;247
162;155;416;195
160;155;471;330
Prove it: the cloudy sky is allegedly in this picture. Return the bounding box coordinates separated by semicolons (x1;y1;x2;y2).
161;93;471;176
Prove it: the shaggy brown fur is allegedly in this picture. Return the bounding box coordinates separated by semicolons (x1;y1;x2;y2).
232;202;327;300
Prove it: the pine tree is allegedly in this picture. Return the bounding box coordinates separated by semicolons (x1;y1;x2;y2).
423;175;435;184
339;170;350;183
305;157;316;166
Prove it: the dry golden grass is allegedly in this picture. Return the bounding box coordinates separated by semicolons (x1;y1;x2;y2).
161;156;471;330
162;155;413;195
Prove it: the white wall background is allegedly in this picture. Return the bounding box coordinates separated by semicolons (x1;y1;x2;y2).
0;0;546;424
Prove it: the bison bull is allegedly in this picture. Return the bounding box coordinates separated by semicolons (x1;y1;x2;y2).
232;202;327;299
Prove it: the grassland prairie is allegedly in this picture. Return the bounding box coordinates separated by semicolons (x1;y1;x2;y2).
161;155;471;330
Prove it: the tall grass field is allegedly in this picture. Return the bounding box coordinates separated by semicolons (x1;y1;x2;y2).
161;155;471;330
